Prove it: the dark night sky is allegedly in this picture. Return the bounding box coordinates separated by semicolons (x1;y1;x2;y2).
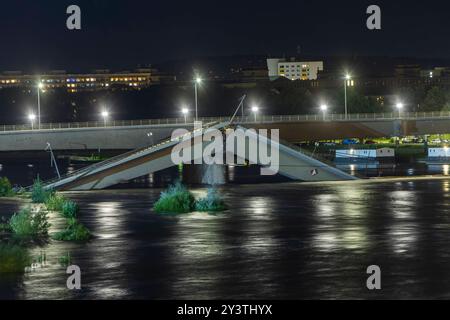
0;0;449;72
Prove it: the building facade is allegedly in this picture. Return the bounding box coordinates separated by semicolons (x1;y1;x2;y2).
0;69;159;92
267;58;324;81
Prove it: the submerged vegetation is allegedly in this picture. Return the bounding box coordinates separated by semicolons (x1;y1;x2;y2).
31;178;54;204
0;245;31;273
154;182;196;213
59;252;72;267
9;207;50;242
0;177;14;197
195;188;227;212
52;218;90;241
61;201;79;219
45;193;65;211
153;182;227;214
0;178;91;274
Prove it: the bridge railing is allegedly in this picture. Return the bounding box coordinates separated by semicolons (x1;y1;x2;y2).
3;111;450;132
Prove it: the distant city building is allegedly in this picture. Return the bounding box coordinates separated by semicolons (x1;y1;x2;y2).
239;66;268;82
0;69;159;92
267;58;324;81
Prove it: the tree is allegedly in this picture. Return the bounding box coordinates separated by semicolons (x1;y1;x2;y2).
420;86;449;111
332;87;382;113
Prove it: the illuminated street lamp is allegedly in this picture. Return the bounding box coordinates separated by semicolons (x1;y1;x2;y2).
147;132;154;145
101;110;109;127
181;107;189;124
28;113;36;130
344;74;351;119
37;82;44;129
251;105;259;122
194;77;202;121
320;104;328;121
396;102;404;117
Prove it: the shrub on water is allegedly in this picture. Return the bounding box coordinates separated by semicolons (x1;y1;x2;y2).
52;218;90;242
153;182;196;213
0;245;31;273
45;194;66;212
59;252;71;266
195;188;227;212
61;201;79;219
0;177;13;197
9;207;50;240
31;178;53;203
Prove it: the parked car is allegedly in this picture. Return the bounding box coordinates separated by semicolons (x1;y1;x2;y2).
364;140;376;145
342;139;358;145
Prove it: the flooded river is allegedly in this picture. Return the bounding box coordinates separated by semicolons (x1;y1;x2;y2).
2;177;450;299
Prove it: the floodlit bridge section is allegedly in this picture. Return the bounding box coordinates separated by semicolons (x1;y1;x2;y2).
42;122;357;191
4;112;450;152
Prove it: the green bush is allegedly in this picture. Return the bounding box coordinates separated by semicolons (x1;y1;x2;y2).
59;252;72;266
9;207;50;240
61;201;79;219
0;223;11;233
153;182;196;213
195;188;227;212
45;193;66;211
52;219;91;242
31;178;53;203
0;245;31;273
0;177;13;197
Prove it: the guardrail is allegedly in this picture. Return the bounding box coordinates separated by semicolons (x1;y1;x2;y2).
3;111;450;132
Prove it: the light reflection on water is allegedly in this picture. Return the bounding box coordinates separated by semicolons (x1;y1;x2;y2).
2;178;450;299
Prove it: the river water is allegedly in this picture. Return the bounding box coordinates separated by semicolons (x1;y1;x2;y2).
2;176;450;299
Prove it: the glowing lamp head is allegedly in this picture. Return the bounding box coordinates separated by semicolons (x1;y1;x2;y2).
101;111;109;118
396;103;404;110
38;82;44;89
251;105;259;113
345;74;351;80
320;104;328;111
182;107;189;115
195;77;202;84
28;113;36;121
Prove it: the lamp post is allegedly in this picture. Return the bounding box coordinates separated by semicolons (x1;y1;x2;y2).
182;107;189;124
28;113;36;130
344;74;351;119
194;77;202;121
320;104;328;121
251;105;259;122
147;132;154;145
37;82;44;129
101;110;109;127
396;102;404;118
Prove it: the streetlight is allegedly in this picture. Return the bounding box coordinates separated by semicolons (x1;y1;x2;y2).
28;113;36;130
194;77;202;121
320;104;328;121
251;105;259;122
147;132;154;145
101;110;109;127
181;107;189;124
344;74;351;119
396;102;404;117
37;82;44;129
